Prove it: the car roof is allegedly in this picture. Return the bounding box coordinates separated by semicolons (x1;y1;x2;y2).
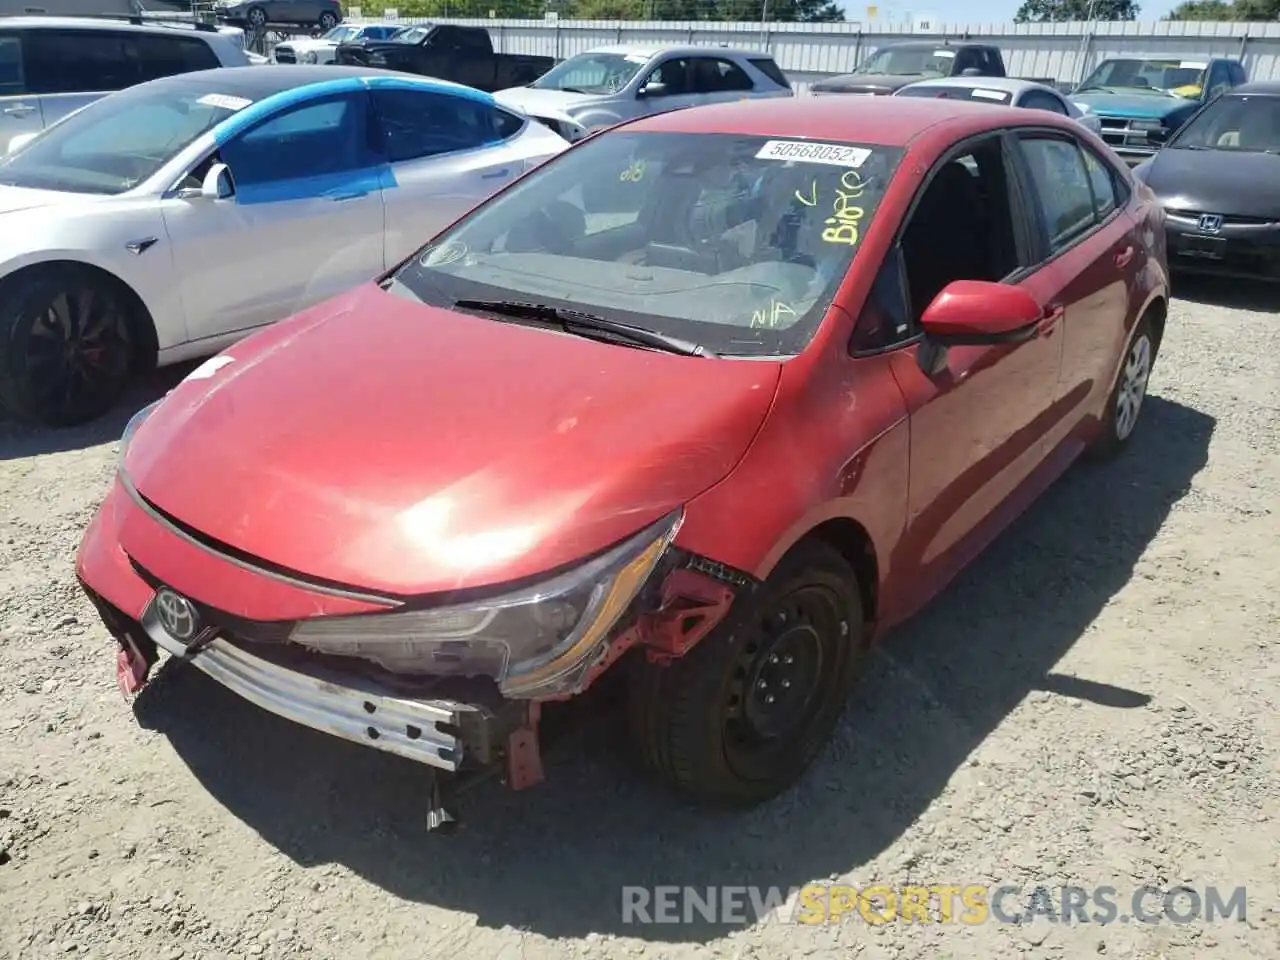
132;64;488;102
628;94;1027;145
0;14;227;34
900;76;1052;96
584;43;773;60
1230;81;1280;96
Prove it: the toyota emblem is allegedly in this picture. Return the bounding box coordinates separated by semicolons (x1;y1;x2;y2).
154;588;199;643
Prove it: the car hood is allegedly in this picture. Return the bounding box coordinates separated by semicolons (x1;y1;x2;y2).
493;87;599;116
809;73;920;95
0;186;99;215
126;283;782;597
1142;147;1280;219
1069;91;1193;119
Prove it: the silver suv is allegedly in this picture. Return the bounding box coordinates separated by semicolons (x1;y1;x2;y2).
0;16;250;154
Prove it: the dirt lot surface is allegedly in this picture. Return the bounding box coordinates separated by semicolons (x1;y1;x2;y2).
1;276;1278;960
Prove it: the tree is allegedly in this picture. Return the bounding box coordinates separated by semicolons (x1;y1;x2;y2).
1163;0;1280;16
1013;0;1139;21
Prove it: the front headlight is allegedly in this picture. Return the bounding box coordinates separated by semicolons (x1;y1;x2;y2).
290;509;683;698
119;400;161;467
300;50;318;63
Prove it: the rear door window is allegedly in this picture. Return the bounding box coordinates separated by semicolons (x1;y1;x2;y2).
1017;135;1099;252
371;88;518;162
749;57;788;87
1020;89;1069;114
126;35;221;82
0;33;23;95
689;57;754;93
21;29;136;95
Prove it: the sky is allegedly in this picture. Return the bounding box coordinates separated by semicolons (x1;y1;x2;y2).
855;0;1182;22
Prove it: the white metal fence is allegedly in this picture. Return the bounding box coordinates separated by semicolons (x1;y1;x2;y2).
352;16;1280;92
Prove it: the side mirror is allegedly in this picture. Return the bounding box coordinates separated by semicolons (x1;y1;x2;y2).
6;132;37;155
638;81;667;98
200;163;234;200
919;280;1042;346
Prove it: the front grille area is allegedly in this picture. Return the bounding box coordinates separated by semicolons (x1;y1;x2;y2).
1098;116;1157;152
1166;209;1276;227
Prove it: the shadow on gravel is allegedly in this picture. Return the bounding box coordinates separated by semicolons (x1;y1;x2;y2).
132;395;1215;944
1170;272;1280;312
0;362;197;461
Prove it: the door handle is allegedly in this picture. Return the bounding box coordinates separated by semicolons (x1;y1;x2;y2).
2;104;35;117
1114;244;1135;268
325;189;368;202
1038;303;1064;336
480;167;511;180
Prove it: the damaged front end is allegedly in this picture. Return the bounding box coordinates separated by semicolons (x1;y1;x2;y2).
80;505;753;831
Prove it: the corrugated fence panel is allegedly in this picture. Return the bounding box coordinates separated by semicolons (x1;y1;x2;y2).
374;17;1280;86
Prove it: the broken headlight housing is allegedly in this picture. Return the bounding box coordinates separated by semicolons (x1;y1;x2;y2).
289;509;683;698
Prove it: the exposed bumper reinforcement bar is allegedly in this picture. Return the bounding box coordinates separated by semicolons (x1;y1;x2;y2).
139;599;468;773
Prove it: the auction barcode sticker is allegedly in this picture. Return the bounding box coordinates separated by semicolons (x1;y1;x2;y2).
755;140;872;168
198;93;252;112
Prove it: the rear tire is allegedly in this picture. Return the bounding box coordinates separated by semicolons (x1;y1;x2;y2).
1087;311;1157;461
246;5;267;29
627;542;865;807
0;266;137;428
318;10;338;30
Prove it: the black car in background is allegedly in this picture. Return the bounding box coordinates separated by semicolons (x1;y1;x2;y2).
1134;81;1280;282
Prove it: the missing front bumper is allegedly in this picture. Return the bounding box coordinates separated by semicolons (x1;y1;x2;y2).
138;595;473;772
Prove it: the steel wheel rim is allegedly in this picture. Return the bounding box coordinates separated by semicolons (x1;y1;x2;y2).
1115;332;1152;441
722;584;846;780
22;287;131;420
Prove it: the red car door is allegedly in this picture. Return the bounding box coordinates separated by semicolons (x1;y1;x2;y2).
854;132;1065;625
1009;131;1140;459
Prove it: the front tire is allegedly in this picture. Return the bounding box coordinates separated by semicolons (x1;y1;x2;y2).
628;542;865;807
245;5;267;29
318;10;338;29
0;267;137;427
1087;312;1157;461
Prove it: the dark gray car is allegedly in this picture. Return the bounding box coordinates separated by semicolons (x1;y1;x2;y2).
1133;82;1280;281
214;0;341;32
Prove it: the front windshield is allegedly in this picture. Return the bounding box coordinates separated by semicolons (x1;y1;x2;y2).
896;84;1011;104
323;25;358;41
0;84;250;195
1168;93;1280;152
859;46;955;77
1078;58;1205;97
529;52;649;93
393;26;429;43
387;131;904;357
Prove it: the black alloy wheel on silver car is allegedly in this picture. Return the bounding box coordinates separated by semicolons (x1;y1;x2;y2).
318;10;338;30
628;541;865;806
0;267;137;428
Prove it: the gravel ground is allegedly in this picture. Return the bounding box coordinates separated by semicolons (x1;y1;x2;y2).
1;275;1278;960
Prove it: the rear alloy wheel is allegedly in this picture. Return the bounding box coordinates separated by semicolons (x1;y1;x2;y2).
246;5;267;29
628;542;865;806
0;269;137;427
1087;312;1157;460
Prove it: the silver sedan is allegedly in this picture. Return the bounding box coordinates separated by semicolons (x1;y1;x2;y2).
893;76;1104;137
494;44;793;143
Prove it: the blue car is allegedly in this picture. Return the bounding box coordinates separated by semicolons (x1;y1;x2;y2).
1070;55;1248;165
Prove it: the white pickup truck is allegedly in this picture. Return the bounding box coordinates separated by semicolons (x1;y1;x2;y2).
272;22;401;64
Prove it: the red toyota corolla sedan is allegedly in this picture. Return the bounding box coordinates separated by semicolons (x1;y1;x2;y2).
75;96;1169;825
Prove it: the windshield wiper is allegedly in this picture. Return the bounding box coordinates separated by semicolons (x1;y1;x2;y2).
453;299;712;357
